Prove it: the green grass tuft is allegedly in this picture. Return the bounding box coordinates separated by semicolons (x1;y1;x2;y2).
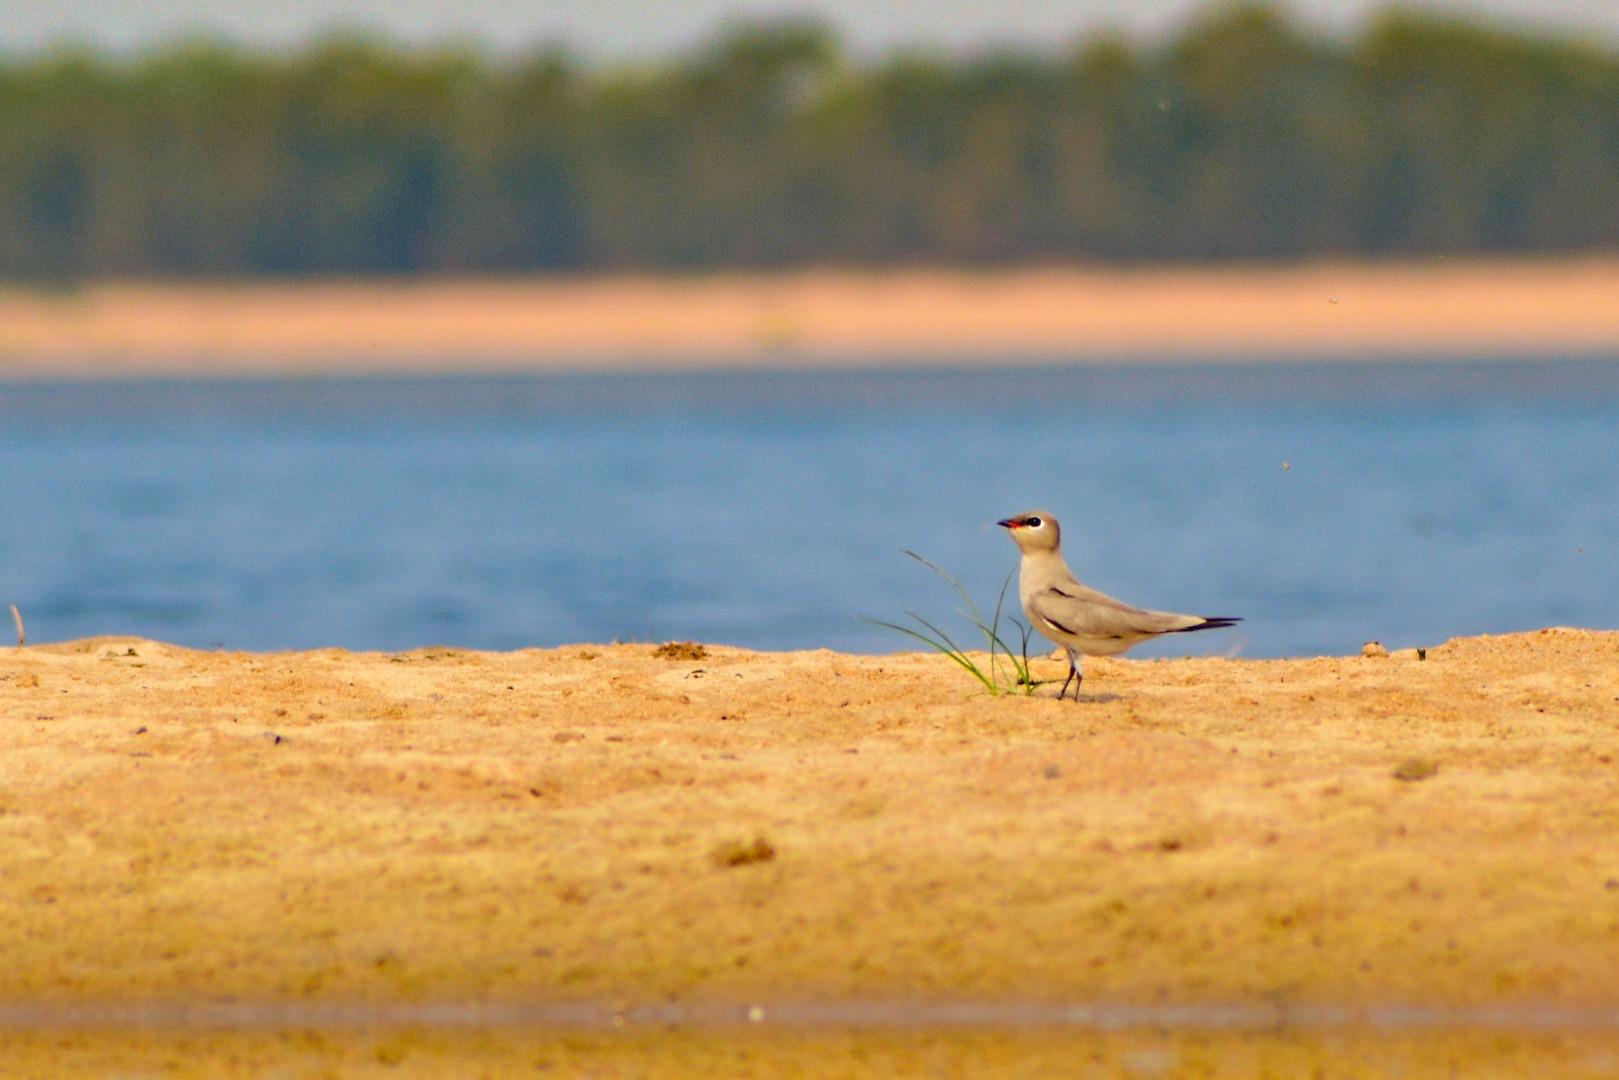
864;551;1041;696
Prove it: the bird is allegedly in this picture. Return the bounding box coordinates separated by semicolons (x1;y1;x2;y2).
997;510;1239;700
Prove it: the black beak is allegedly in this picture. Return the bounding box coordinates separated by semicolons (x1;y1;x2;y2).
996;519;1016;529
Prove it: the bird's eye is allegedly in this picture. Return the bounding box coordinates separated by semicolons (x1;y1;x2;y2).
1026;517;1042;527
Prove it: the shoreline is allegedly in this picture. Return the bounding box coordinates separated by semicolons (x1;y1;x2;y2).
4;258;1619;377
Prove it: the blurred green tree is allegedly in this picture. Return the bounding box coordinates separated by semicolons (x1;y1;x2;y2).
2;5;1618;278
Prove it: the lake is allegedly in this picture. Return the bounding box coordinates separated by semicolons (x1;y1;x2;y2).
2;359;1615;657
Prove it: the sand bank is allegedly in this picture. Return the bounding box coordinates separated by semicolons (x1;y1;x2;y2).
4;260;1619;377
5;628;1619;1072
3;628;1617;1011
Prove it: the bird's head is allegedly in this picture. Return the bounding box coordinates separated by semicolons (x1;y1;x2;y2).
996;510;1060;552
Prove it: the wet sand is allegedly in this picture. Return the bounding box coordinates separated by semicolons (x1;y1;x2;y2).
3;628;1618;1072
10;1026;1619;1077
4;260;1619;376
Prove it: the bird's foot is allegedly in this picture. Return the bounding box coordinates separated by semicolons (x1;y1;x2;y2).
1056;668;1084;701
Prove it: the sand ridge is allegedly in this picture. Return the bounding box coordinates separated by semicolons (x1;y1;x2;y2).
5;260;1619;376
2;627;1618;1015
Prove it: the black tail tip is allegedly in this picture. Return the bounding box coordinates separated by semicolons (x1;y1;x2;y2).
1167;617;1241;633
1197;617;1242;630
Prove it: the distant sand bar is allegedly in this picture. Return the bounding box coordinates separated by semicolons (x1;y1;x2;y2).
3;259;1619;378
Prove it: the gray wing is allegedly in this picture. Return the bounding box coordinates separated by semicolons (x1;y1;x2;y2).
1028;584;1207;640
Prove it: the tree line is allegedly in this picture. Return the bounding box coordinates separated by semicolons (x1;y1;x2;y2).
4;4;1619;279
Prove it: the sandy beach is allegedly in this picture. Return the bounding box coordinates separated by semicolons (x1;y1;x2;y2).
4;628;1619;1073
4;259;1619;377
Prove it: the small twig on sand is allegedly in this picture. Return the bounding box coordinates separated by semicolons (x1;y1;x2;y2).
9;604;23;647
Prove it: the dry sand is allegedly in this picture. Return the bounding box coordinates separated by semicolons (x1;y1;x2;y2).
3;628;1619;1074
4;259;1619;377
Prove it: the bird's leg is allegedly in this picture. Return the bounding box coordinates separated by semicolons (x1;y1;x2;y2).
1059;648;1082;701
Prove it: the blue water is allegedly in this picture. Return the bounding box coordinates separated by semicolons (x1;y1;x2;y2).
2;361;1615;657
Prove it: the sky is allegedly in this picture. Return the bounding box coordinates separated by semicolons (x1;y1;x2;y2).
4;0;1619;57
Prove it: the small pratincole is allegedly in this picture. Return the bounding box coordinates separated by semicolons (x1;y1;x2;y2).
998;510;1240;700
